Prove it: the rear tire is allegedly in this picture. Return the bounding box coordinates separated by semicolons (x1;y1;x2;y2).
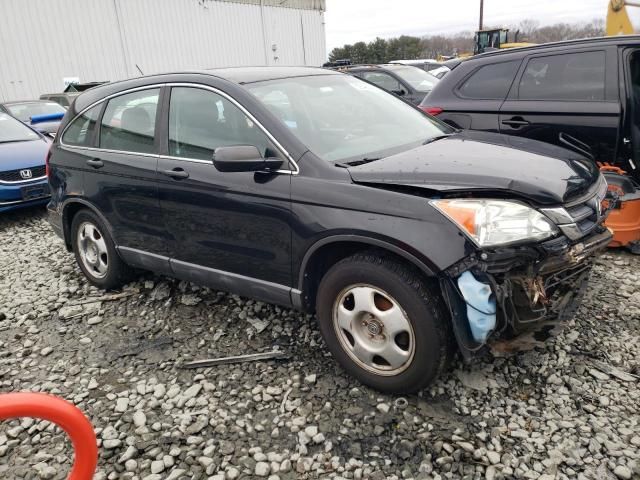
71;210;132;290
316;252;450;394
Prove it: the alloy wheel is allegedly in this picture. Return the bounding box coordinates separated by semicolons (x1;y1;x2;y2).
332;284;415;376
76;221;109;279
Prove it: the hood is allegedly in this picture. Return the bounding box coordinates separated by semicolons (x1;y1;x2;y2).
0;138;49;171
347;130;600;206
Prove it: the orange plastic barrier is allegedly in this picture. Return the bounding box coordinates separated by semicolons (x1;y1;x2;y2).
0;392;98;480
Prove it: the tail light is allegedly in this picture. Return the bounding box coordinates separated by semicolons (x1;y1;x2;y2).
45;145;52;179
420;106;443;116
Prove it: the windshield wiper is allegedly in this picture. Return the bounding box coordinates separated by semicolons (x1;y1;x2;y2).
422;133;454;145
335;157;380;168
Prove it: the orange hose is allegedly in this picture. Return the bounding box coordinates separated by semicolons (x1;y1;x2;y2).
0;392;98;480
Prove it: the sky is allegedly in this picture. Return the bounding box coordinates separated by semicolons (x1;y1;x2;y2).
324;0;611;53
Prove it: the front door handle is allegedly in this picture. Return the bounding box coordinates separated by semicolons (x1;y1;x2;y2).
86;158;104;168
501;117;531;128
161;168;189;179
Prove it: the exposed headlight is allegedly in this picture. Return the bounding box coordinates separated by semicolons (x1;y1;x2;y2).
431;199;558;247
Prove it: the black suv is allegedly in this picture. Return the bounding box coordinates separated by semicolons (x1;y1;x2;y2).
47;68;611;393
422;36;640;182
339;64;439;105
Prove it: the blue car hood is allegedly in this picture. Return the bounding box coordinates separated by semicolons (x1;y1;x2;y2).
0;138;49;170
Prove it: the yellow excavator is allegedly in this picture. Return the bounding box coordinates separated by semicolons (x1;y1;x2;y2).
607;0;640;35
473;28;533;55
466;2;638;57
474;1;640;53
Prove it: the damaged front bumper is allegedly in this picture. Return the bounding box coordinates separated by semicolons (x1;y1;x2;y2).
441;226;612;360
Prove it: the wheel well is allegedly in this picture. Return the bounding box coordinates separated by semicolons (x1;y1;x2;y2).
300;241;435;313
62;203;87;250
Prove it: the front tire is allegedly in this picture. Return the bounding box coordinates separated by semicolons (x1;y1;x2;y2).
71;210;131;290
316;252;450;394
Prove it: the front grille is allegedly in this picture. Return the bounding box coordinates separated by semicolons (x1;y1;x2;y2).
540;177;608;241
0;165;46;182
565;202;599;236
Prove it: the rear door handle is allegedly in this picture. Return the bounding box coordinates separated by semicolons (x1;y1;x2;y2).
161;168;189;179
86;158;104;168
501;117;531;128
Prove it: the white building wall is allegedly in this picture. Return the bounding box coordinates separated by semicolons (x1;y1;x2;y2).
0;0;326;101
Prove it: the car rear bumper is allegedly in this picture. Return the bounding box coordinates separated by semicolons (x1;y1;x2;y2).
442;227;613;359
0;178;50;213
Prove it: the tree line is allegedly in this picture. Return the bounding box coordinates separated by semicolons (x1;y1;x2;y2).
328;19;605;63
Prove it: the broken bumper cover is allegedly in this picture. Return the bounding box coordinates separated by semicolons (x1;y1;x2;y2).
442;227;612;360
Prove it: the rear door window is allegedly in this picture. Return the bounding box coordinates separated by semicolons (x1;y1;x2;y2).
99;89;160;154
457;61;520;99
518;51;606;101
61;104;101;147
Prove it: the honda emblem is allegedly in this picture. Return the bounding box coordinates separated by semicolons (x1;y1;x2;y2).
19;169;33;179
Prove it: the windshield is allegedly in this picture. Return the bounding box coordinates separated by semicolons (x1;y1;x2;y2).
389;66;439;92
5;102;66;122
0;112;40;143
246;74;450;163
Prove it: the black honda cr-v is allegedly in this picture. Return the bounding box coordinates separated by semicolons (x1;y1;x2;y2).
47;67;611;393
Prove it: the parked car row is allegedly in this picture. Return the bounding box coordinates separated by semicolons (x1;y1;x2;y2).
46;66;611;393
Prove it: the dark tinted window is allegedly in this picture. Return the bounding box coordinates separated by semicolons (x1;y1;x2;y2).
100;89;159;154
518;51;605;101
457;61;519;99
61;104;101;147
168;87;272;160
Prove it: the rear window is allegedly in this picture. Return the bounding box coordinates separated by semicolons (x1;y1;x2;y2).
518;51;606;101
6;102;66;123
360;72;404;93
390;66;439;93
62;104;101;147
457;61;520;99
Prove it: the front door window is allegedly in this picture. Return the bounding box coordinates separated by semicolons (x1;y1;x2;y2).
168;87;275;160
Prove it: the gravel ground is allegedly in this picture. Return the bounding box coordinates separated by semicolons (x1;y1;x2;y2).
0;207;639;480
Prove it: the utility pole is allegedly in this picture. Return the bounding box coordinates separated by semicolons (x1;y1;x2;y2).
479;0;484;30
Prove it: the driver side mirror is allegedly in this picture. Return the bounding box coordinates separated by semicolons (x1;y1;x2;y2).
391;89;406;96
213;145;283;173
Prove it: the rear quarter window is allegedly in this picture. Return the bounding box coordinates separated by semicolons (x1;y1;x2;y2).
61;104;101;147
456;61;520;99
